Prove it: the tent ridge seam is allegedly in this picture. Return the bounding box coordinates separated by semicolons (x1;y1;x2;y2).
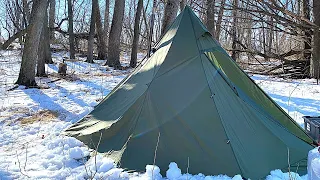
187;8;245;176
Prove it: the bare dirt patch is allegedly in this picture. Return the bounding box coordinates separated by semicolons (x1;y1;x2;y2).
19;110;59;125
49;72;80;82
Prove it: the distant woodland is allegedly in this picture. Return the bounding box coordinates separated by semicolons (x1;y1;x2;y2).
0;0;319;87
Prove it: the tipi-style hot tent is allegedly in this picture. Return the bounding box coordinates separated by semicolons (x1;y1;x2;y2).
64;6;315;179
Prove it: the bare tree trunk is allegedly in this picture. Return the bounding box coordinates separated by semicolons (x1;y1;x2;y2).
303;0;311;61
22;0;30;26
275;25;279;54
106;0;125;68
104;0;110;54
244;13;253;60
311;0;320;79
95;2;107;60
180;0;186;11
130;0;143;68
37;27;46;77
215;0;225;41
267;17;273;57
262;21;267;60
68;0;75;59
231;0;239;61
86;0;97;63
161;0;179;35
16;0;48;87
49;0;55;41
37;6;52;77
14;0;21;34
206;0;215;38
44;16;53;64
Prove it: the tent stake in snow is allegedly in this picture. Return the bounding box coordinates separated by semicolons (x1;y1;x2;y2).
147;0;156;58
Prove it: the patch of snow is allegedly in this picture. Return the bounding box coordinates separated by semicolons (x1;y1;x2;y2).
166;162;182;179
142;165;163;180
266;169;307;180
68;147;89;160
251;74;320;126
308;147;320;180
97;158;114;173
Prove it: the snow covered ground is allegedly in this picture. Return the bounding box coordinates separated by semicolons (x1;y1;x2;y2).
0;50;319;180
251;75;320;126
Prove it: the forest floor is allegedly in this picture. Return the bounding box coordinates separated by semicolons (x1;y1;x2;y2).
0;49;319;180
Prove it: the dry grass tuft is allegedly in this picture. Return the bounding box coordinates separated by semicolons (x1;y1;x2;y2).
19;110;59;125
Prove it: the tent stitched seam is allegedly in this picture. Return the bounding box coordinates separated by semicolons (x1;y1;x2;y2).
200;55;244;176
187;8;244;176
201;47;311;178
237;90;309;139
90;12;182;111
152;55;199;81
150;21;185;81
205;49;314;145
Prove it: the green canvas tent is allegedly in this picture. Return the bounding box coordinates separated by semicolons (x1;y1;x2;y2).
64;6;315;179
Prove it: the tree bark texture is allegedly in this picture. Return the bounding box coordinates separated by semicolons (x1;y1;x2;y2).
161;0;179;35
95;2;107;60
14;0;22;33
22;0;30;27
303;0;311;61
311;0;320;78
215;0;225;41
16;0;48;87
68;0;75;59
49;0;56;41
37;7;52;76
104;0;110;51
37;26;46;77
231;0;239;61
44;12;53;64
130;0;143;68
180;0;186;12
206;0;215;38
86;0;97;63
107;0;125;68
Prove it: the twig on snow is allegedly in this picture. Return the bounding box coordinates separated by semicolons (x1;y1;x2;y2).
15;150;30;178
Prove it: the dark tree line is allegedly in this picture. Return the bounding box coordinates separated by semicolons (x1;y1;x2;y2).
0;0;319;87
